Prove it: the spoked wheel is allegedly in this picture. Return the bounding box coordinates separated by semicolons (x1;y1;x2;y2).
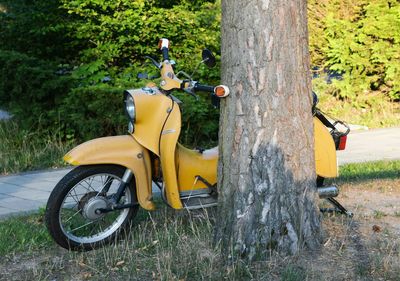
45;165;138;250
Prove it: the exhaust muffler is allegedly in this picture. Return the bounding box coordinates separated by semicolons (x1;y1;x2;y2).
318;186;339;199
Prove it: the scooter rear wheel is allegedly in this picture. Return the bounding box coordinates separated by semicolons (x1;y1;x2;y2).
45;165;138;250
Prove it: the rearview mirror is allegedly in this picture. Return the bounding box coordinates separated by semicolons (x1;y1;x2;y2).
202;49;216;68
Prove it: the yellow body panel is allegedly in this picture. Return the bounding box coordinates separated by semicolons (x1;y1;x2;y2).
176;144;218;191
159;101;182;209
160;61;182;91
63;135;155;211
128;90;174;156
314;118;338;178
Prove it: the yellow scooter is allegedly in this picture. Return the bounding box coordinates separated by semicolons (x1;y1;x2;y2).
45;39;350;250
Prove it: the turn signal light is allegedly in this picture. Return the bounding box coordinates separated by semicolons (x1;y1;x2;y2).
338;135;347;150
214;85;230;98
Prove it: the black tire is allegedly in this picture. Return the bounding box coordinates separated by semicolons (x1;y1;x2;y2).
45;165;138;251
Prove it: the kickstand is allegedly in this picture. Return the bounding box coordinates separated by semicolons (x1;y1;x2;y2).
320;197;353;217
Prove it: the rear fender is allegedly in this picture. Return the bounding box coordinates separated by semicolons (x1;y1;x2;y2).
63;135;155;210
314;118;338;178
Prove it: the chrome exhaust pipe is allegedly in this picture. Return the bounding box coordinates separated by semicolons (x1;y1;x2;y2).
318;186;339;199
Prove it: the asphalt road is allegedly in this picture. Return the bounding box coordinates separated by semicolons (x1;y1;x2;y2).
337;127;400;165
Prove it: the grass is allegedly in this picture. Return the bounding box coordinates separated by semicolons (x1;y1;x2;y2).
373;210;387;219
0;208;52;256
0;160;399;280
338;160;400;183
1;202;400;280
316;85;400;129
0;120;73;175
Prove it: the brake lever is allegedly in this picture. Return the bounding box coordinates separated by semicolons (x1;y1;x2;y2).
184;88;199;101
144;56;161;69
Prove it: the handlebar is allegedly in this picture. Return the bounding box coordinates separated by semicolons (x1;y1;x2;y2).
155;38;230;99
161;48;169;61
193;83;214;93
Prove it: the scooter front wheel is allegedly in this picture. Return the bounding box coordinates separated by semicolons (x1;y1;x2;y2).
45;165;138;250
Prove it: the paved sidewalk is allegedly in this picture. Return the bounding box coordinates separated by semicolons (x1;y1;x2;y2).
0;169;72;218
0;127;399;219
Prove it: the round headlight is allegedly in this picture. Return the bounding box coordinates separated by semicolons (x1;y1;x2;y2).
125;95;136;121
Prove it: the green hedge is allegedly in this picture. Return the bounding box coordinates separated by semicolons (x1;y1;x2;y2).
0;0;221;146
0;0;76;62
0;50;74;130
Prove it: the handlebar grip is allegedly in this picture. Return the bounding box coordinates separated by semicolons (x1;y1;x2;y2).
194;83;214;93
161;47;169;61
159;39;170;61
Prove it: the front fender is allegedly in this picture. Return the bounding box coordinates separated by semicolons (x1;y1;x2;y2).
64;135;155;211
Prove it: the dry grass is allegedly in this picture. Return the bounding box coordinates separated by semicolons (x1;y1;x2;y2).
317;91;400;129
0;120;73;175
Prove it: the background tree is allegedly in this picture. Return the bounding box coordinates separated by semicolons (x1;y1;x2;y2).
214;0;322;261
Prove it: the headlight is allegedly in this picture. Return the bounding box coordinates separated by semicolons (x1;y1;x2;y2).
124;94;136;122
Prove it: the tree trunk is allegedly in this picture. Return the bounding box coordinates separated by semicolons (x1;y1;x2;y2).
215;0;322;261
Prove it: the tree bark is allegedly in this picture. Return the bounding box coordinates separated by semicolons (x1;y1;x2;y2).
215;0;322;261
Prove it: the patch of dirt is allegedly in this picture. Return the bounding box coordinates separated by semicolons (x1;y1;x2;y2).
339;179;400;234
307;179;400;280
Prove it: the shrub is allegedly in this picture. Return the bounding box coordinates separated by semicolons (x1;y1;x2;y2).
58;0;221;144
0;0;76;62
0;1;221;145
309;0;400;101
0;50;74;130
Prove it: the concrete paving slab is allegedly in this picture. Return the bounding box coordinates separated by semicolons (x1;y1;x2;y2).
0;175;40;185
5;189;50;201
0;193;9;200
18;168;72;178
25;174;68;183
0;183;29;194
0;180;55;192
0;168;71;182
0;197;44;212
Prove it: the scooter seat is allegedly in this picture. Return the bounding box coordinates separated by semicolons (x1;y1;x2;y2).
202;146;218;160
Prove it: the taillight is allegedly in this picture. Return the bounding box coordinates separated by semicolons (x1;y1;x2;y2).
338;135;347;150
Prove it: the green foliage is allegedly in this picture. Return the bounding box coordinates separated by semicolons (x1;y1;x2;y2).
60;84;128;140
0;50;74;130
61;0;220;83
1;0;399;147
0;0;76;61
338;160;400;183
61;0;221;143
309;0;400;101
0;0;221;144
